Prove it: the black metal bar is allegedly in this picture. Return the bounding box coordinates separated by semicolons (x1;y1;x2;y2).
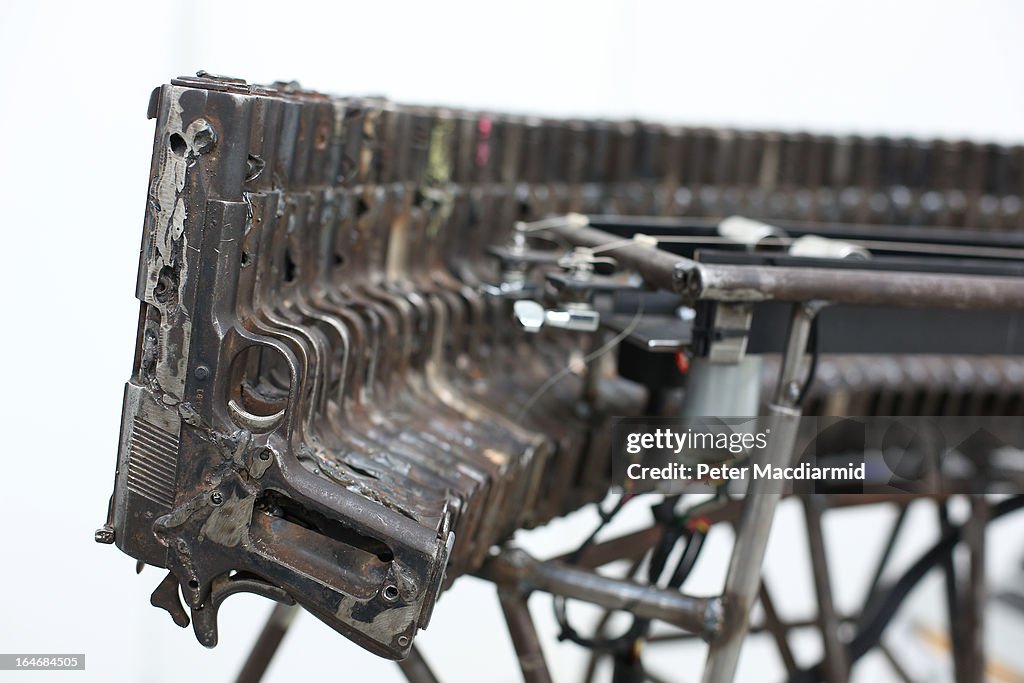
233;603;298;683
581;555;648;683
858;504;909;625
551;526;662;569
937;501;969;683
961;497;988;683
878;642;918;683
586;214;1024;251
758;581;799;676
803;495;849;683
498;589;553;683
396;645;442;683
549;224;1024;312
647;616;857;642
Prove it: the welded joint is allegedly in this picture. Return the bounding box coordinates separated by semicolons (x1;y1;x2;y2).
674;261;704;302
701;595;726;642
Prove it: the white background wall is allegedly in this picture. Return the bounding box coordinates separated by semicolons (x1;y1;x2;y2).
1;1;1023;682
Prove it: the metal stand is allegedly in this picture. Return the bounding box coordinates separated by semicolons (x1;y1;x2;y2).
234;603;297;683
701;303;812;683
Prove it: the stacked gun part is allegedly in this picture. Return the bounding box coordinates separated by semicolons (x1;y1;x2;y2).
100;73;1024;683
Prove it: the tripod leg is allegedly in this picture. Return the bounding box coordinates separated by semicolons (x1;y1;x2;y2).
397;645;441;683
234;603;298;683
499;588;553;683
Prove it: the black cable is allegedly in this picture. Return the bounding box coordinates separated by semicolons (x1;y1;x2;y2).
667;531;705;588
554;495;636;650
787;495;1024;683
611;508;709;681
796;315;820;407
555;495;711;654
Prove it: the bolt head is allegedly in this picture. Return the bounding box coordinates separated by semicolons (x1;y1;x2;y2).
210;491;224;506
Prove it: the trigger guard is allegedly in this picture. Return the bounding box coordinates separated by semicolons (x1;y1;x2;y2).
190;572;295;648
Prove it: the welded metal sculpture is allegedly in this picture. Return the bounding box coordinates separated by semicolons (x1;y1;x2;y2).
100;73;1024;683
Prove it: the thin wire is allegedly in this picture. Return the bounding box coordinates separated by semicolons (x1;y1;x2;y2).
515;301;645;422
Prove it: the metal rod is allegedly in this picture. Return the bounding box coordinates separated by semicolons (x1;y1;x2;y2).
643;234;1024;262
700;303;811;683
689;262;1024;310
961;496;988;683
803;494;849;683
581;555;649;683
396;645;442;683
498;589;553;683
233;603;298;683
937;500;969;683
878;641;918;683
547;224;691;293
549;224;1024;311
552;526;663;569
858;504;909;624
757;581;799;675
480;549;721;638
647;615;857;642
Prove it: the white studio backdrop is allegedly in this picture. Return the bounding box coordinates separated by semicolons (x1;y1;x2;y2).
1;1;1023;681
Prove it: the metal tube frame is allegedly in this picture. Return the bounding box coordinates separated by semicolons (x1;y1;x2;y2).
230;223;1015;683
542;224;1018;682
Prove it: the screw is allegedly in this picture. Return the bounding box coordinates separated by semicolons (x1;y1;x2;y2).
258;447;272;461
382;585;400;602
397;635;410;647
194;365;210;380
94;525;115;544
210;491;224;506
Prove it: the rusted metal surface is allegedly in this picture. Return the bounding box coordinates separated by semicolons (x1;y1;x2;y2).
479;547;723;640
100;72;1024;682
547;223;1024;311
684;261;1024;310
101;74;644;661
497;589;553;683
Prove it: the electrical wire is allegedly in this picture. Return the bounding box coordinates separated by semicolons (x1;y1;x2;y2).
553;494;640;650
796;315;820;407
515;300;645;422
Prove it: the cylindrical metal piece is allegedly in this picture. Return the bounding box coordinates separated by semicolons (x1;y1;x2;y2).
549;224;1024;311
548;224;689;292
702;303;811;683
396;645;441;683
234;603;298;683
482;549;722;639
701;403;802;683
497;589;553;683
690;262;1024;310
